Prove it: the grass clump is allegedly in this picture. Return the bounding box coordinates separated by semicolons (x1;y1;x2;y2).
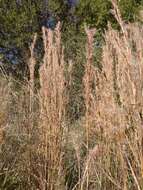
0;1;143;189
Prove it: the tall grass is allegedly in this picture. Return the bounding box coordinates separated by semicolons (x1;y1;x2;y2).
37;22;66;190
0;1;143;189
79;1;143;189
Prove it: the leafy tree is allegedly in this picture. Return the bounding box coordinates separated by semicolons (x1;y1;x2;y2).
0;0;43;76
0;0;141;50
0;0;42;48
0;0;142;77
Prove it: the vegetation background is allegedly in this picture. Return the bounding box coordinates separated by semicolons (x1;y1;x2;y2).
0;0;143;189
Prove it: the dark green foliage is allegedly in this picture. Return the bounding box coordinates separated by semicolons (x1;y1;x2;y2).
75;0;141;30
119;0;141;22
75;0;112;29
0;0;141;50
0;0;42;48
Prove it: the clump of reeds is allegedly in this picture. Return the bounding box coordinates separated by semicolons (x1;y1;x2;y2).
33;22;66;190
1;1;143;189
80;1;143;189
0;75;12;144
